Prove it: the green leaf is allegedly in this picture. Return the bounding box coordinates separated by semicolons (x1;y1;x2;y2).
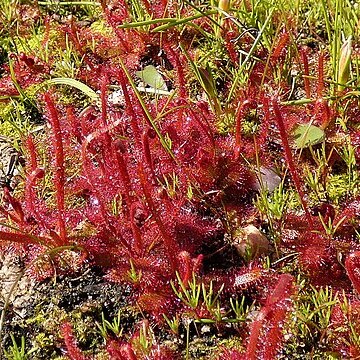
198;65;217;98
136;65;167;91
47;78;99;101
293;123;325;149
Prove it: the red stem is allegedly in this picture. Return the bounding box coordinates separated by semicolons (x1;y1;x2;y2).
138;164;177;271
271;99;313;227
234;100;252;160
111;139;134;205
130;202;143;254
25;136;42;215
44;94;67;244
81;140;133;254
271;31;289;63
142;129;156;182
0;230;46;245
300;48;311;99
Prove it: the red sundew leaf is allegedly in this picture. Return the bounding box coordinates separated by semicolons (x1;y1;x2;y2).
271;98;313;227
300;47;311;99
107;341;137;360
223;30;240;65
233;267;264;290
234;100;253;160
3;187;25;223
61;322;89;360
44;94;67;245
130;202;143;253
176;251;203;286
245;274;295;360
141;128;157;182
346;252;360;294
270;30;289;64
137;291;174;321
0;230;46;245
138;164;178;271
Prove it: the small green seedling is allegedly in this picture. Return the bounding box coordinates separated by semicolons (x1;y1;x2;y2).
229;296;253;323
200;282;226;322
127;259;142;284
163;314;180;335
96;309;123;340
137;320;154;356
171;272;201;310
4;335;36;360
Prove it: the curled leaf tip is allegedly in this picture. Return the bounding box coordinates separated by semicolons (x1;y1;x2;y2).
338;36;352;91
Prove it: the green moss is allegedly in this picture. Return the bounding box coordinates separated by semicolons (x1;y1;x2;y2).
90;19;113;35
183;335;219;360
0;111;19;137
12;27;46;57
283;284;342;358
0;84;45;137
327;173;354;204
24;296;103;357
211;337;245;359
34;333;55;349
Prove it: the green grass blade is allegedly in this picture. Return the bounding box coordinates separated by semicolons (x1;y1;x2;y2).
119;58;175;160
47;78;99;101
118;17;176;29
152;10;217;32
226;9;274;103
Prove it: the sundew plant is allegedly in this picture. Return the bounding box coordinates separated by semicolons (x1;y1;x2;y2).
1;0;360;358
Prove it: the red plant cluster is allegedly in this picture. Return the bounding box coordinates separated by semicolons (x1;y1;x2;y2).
61;320;176;360
1;0;360;357
219;274;296;360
